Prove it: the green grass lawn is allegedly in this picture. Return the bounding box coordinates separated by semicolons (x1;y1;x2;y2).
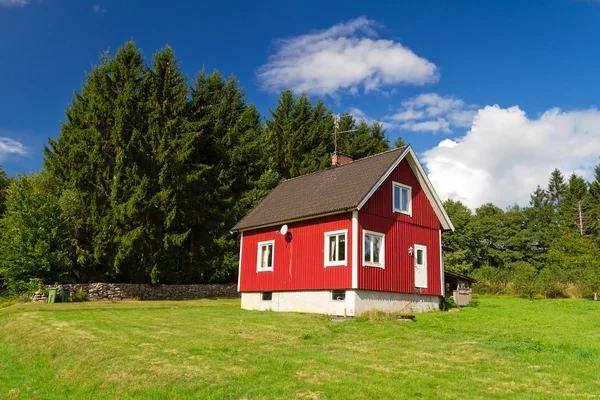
1;296;599;400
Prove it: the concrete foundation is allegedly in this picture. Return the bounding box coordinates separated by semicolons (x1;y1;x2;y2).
241;290;441;316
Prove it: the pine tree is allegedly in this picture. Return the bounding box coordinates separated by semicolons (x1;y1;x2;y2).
0;165;11;218
394;136;406;148
45;42;154;282
189;70;264;281
529;185;548;209
264;90;333;179
548;168;567;205
563;173;593;237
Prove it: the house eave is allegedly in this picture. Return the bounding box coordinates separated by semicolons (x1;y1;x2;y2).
232;209;357;233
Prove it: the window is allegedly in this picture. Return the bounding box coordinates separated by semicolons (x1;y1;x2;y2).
262;292;272;301
331;290;346;301
324;230;347;267
256;240;275;272
363;230;385;268
393;182;412;216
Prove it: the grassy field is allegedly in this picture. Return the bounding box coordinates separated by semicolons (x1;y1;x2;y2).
1;296;599;399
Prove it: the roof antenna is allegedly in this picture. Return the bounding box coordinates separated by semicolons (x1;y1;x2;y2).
332;114;358;153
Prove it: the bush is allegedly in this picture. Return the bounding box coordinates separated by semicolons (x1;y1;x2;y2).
510;261;538;299
71;290;88;302
443;296;457;310
537;267;567;298
472;265;510;295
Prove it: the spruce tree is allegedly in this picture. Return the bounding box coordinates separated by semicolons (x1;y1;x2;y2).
394;136;407;148
548;168;567;205
189;70;264;281
0;165;10;218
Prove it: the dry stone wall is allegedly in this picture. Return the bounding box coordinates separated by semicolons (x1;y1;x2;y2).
32;283;238;302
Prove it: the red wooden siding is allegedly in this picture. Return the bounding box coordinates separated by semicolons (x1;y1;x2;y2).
358;213;442;296
358;158;443;296
360;159;442;230
239;213;353;292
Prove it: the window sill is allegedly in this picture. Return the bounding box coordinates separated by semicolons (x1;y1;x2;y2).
393;209;412;217
256;268;274;273
325;262;347;268
363;263;385;269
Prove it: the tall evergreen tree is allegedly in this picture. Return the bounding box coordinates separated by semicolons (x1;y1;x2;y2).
548;168;567;205
189;70;264;281
394;136;407;148
563;173;593;236
45;42;149;281
0;165;10;218
264;90;334;179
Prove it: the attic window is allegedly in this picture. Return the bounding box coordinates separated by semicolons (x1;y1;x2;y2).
324;230;347;267
393;182;412;216
257;240;275;272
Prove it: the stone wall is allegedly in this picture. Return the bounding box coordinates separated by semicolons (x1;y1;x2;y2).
32;283;239;302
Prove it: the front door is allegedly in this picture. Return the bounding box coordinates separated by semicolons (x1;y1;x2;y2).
414;244;428;289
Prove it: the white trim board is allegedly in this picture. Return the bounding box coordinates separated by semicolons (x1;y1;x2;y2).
352;211;359;289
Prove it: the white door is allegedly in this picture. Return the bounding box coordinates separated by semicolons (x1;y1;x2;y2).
414;244;428;289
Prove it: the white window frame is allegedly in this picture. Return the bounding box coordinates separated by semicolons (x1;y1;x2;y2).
363;229;385;269
392;181;412;216
256;240;275;272
324;229;348;267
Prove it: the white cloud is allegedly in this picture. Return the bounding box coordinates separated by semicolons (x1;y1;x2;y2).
0;0;28;7
0;137;27;160
258;17;438;97
422;105;600;210
386;93;477;133
402;118;451;133
92;4;107;13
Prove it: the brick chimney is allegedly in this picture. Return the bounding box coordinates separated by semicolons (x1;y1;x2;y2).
331;152;353;166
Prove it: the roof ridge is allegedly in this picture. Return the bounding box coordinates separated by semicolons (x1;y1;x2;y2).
280;146;407;184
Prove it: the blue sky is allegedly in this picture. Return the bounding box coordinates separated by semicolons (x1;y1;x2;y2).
1;0;600;209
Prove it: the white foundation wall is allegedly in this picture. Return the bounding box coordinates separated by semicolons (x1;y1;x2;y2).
241;290;441;316
352;290;440;314
241;291;350;316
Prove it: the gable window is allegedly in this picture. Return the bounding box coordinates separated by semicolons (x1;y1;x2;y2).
363;230;385;268
256;240;275;272
393;182;412;216
324;230;348;267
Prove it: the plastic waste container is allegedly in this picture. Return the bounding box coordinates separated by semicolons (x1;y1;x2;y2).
62;288;69;303
48;288;57;303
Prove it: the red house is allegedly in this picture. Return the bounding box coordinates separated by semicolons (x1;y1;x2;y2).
232;146;454;316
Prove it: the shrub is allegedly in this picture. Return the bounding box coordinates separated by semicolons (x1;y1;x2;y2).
443;296;457;310
472;265;510;295
71;290;88;302
510;261;538;299
537;267;567;298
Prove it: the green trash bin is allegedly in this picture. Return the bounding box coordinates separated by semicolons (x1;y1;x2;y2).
62;288;69;303
48;288;57;304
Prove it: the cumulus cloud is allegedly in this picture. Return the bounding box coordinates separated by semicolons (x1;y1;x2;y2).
0;0;28;7
386;93;478;133
258;17;438;97
0;137;27;159
422;105;600;210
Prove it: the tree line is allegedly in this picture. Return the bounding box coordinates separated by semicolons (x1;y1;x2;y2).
443;167;600;298
0;42;395;293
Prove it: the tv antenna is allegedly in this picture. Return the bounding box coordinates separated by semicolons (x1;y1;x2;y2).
332;114;358;153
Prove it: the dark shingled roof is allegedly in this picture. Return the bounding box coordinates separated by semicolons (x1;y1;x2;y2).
232;147;407;231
